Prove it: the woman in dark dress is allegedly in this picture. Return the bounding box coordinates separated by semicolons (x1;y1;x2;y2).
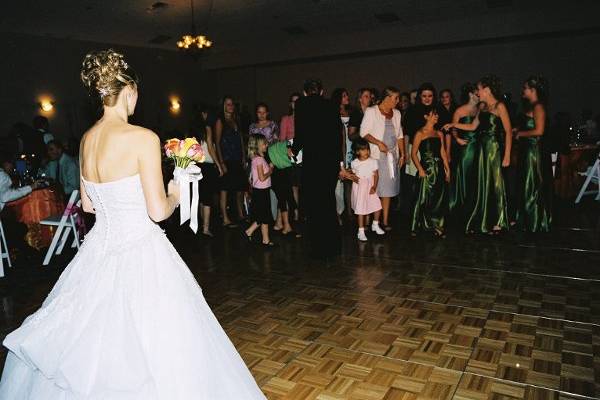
448;83;480;228
403;83;437;214
446;75;512;234
411;109;450;237
438;89;457;163
514;76;552;232
215;96;246;227
331;88;353;223
190;106;224;237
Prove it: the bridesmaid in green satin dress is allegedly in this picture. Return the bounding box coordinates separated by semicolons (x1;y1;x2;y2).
514;76;552;232
447;83;480;228
411;109;451;237
445;75;513;234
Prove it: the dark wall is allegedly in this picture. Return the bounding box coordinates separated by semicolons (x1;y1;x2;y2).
214;31;600;124
0;32;218;141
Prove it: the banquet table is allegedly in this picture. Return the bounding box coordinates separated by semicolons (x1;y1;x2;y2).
6;187;65;250
554;143;599;199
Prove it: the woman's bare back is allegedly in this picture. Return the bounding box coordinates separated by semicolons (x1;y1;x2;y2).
81;119;151;184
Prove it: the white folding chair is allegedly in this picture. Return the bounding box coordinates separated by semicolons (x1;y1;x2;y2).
41;190;81;266
575;156;600;203
0;219;11;278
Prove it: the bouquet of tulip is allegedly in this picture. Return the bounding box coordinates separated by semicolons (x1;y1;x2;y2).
164;137;205;168
164;138;204;233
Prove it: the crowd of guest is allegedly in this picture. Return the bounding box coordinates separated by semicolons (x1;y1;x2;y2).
184;75;598;249
1;75;599;262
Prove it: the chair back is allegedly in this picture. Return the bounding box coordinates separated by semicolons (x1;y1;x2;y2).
63;190;80;218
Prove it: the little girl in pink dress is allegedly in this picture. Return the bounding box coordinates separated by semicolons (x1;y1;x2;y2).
351;138;384;241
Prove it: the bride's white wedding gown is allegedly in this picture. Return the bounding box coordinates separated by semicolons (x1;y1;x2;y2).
0;174;266;399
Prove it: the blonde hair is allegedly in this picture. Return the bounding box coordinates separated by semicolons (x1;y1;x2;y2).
247;134;267;159
80;49;139;106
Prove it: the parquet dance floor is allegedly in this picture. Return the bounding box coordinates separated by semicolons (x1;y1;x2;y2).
1;203;598;399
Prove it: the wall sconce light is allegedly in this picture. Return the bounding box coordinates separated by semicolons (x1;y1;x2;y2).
40;100;54;112
170;98;181;113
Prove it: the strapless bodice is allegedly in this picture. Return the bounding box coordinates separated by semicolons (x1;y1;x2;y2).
82;174;161;250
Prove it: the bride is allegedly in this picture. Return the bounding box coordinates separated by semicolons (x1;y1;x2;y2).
0;50;266;399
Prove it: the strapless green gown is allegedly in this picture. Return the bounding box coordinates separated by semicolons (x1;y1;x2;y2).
466;111;508;233
515;116;552;232
449;116;479;227
411;137;447;233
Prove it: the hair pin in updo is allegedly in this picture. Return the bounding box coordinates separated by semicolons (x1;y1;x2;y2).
98;87;110;98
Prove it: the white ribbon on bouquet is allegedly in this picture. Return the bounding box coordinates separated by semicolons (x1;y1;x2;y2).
386;151;395;179
173;164;203;233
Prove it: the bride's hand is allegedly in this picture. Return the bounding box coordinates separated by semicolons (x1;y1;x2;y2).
168;180;180;205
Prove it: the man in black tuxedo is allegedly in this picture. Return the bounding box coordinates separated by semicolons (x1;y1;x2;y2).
291;79;355;260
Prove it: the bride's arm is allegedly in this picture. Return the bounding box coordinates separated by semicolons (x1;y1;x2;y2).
79;137;95;214
138;130;180;222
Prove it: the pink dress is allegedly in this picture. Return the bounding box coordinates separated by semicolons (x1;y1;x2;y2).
351;158;382;215
279;115;294;142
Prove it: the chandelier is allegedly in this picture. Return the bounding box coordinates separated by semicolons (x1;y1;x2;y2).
177;0;213;50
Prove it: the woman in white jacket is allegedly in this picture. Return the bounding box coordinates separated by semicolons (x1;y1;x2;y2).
360;87;406;231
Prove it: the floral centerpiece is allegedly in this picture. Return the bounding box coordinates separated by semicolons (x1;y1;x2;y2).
164;138;204;233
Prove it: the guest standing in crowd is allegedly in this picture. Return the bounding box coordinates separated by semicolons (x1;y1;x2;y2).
448;83;480;227
446;75;512;234
370;88;380;106
41;140;80;196
397;91;412;212
331;88;352;223
215;96;246;228
514;75;552;232
279;94;300;143
279;92;302;221
244;134;275;247
360;86;406;231
32;116;55;145
411;109;450;237
438;89;457;162
291;78;353;260
403;83;437;205
348;88;372;142
348;88;373;218
248;102;280;227
249;103;279;143
350;138;383;241
269;141;298;237
192;106;224;237
409;89;418;106
7;123;46;165
399;92;411;116
405;83;437;141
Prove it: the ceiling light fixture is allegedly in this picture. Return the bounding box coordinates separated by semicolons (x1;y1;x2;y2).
40;100;54;112
177;0;213;51
170;98;181;113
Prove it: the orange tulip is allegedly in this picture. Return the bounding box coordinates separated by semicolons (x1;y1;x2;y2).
164;138;180;158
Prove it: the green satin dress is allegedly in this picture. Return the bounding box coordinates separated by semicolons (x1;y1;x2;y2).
515;115;552;232
449;116;479;226
466;111;508;233
411;137;447;234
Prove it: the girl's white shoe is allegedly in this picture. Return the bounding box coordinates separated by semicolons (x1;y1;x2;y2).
371;222;386;235
357;230;368;242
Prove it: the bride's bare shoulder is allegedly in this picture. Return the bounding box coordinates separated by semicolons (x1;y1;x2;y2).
127;125;161;150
